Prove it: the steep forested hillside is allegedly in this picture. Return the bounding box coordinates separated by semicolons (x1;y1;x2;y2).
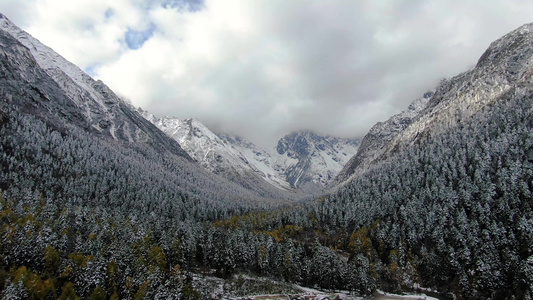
302;86;533;298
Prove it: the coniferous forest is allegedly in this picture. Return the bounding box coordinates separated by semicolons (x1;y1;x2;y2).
0;12;533;300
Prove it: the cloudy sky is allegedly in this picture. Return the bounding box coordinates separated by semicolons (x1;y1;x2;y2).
1;0;533;147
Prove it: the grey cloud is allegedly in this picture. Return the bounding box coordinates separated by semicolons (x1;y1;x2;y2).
3;0;532;149
166;0;527;146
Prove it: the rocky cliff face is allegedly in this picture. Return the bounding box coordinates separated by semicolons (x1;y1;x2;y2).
337;22;533;183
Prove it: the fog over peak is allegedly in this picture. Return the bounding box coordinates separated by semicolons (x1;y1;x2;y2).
2;0;532;148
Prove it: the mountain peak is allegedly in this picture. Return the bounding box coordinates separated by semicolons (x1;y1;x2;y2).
182;117;202;124
276;130;360;192
138;112;298;192
475;22;533;70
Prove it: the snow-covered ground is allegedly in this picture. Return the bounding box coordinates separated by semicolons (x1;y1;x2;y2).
371;290;441;300
223;286;444;300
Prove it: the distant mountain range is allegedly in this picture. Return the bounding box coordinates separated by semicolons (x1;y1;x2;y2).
139;110;359;193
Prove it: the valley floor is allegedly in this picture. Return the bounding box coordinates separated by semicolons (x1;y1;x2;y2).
224;289;442;300
368;291;441;300
218;279;442;300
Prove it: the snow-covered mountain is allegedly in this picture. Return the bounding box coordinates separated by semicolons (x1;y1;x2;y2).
0;14;196;159
0;14;191;158
139;110;294;191
139;110;359;192
276;131;360;192
217;133;295;190
218;130;360;193
337;21;533;183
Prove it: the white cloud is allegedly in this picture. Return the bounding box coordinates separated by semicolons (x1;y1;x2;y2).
1;0;533;148
0;0;36;28
19;0;151;69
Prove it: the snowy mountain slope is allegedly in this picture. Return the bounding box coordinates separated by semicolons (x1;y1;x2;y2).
138;110;297;194
139;110;359;192
276;131;360;192
227;130;360;192
217;133;295;190
0;14;191;158
336;92;432;183
337;22;533;183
